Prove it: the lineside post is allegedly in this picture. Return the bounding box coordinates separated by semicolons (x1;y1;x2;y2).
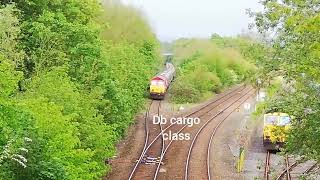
237;146;245;173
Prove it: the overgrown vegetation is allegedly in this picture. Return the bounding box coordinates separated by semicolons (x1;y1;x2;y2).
170;37;257;103
0;1;159;179
250;0;320;161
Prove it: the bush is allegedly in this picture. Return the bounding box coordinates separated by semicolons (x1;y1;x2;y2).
170;38;256;103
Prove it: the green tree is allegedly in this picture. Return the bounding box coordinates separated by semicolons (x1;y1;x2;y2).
0;0;160;179
0;4;24;99
251;0;320;160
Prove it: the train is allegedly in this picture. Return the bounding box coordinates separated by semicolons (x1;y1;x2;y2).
149;54;175;100
263;112;291;150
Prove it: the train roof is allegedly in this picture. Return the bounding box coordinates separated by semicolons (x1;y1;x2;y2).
163;53;173;56
151;76;166;81
264;112;289;116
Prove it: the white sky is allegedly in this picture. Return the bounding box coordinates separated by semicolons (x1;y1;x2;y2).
122;0;263;41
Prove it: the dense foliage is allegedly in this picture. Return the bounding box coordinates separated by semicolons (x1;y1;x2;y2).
0;1;159;179
251;0;320;160
170;37;256;103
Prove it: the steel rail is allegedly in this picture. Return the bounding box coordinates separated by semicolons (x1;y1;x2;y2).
130;85;246;180
184;88;254;180
264;151;271;180
128;100;154;180
278;159;317;179
303;163;317;175
276;155;296;180
146;85;246;157
153;86;249;179
150;85;246;149
206;88;255;180
285;155;292;180
184;85;246;118
158;101;165;180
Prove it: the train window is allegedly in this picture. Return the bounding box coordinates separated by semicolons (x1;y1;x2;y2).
151;80;165;86
151;81;157;85
157;81;165;86
265;115;277;125
278;116;291;126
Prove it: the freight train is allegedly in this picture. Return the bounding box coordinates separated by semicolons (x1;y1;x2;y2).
263;112;291;150
149;54;175;100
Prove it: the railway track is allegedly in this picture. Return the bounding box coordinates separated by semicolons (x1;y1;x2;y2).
274;155;293;180
156;86;254;180
185;88;255;180
302;163;317;175
264;152;317;180
128;100;163;179
206;88;255;180
264;152;291;180
276;156;317;180
128;85;249;179
264;151;271;180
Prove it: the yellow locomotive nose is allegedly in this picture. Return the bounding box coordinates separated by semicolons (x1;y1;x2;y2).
263;113;291;150
150;85;165;94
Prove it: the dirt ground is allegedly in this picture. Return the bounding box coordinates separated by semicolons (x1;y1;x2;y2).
105;86;254;180
157;86;253;180
105;98;176;180
104;88;319;180
103;112;146;180
208;90;257;180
